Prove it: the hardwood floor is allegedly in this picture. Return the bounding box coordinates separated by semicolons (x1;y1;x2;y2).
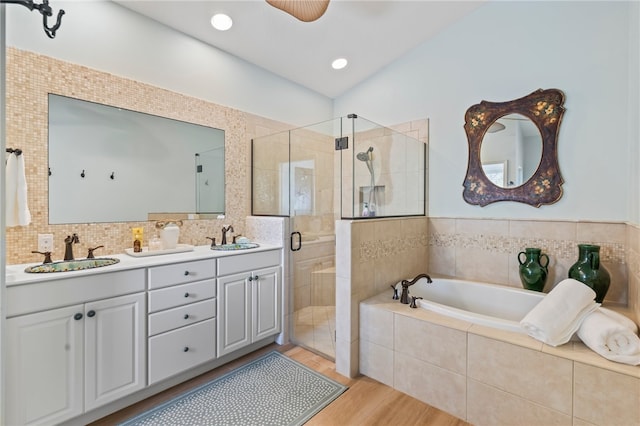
90;344;470;426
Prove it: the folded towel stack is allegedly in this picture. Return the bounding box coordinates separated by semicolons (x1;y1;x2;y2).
520;278;599;346
577;307;640;365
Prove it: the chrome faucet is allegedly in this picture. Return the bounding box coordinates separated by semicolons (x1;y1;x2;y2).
221;225;234;245
399;273;432;304
64;233;79;261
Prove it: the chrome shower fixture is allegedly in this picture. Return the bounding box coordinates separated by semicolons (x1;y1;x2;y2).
356;146;376;213
356;146;374;162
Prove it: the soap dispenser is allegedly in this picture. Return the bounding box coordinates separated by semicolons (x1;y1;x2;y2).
132;227;143;253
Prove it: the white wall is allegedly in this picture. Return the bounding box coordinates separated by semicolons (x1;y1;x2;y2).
335;1;637;222
6;1;332;127
629;1;640;225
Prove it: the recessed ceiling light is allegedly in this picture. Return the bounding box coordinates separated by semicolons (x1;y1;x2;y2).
211;13;233;31
331;58;348;70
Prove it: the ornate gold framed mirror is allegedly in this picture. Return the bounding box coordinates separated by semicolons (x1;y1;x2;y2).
462;88;565;207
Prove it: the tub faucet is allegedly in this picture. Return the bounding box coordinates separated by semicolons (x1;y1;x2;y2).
400;273;432;304
64;233;79;261
221;225;234;245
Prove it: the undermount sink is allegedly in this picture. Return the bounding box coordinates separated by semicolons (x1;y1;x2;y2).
211;243;260;251
24;258;120;273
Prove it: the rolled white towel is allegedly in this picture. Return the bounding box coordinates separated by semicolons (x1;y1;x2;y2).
520;278;599;346
577;309;640;365
599;307;638;333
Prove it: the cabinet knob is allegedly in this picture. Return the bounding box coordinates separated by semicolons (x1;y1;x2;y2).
254;275;259;281
74;313;83;320
184;292;190;298
183;347;189;352
87;310;96;318
248;276;253;281
184;314;190;320
184;271;190;276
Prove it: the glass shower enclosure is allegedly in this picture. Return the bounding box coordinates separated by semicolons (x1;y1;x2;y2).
251;114;426;359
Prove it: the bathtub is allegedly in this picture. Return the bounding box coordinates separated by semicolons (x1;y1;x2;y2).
397;277;544;333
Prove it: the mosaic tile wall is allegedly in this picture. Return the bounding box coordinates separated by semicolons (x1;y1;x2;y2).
4;48;290;265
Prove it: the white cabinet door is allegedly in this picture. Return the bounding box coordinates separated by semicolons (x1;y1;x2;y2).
6;305;84;426
84;293;146;411
217;272;251;357
252;266;281;341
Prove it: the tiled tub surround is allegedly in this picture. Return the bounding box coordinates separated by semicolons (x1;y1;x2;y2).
4;48;293;265
428;218;631;308
360;293;640;426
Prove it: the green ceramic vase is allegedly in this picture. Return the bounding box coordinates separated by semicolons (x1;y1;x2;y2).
518;248;549;292
568;244;610;303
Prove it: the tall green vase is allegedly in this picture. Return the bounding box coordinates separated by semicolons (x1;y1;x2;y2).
518;248;549;292
568;244;610;303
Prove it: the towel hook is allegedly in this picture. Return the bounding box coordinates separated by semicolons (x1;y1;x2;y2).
110;172;115;180
80;170;85;178
0;0;65;39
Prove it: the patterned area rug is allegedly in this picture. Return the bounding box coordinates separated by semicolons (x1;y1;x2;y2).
119;351;347;426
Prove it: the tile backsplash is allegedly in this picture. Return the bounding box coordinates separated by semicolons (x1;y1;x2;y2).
5;48;291;264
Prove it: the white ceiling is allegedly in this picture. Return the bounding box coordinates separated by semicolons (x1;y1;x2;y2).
113;0;487;98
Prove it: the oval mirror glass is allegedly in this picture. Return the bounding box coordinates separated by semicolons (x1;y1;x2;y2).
480;113;542;188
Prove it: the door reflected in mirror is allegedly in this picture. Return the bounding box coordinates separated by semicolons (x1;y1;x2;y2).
480;114;542;188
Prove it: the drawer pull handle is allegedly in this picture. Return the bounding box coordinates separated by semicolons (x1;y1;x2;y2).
87;310;96;318
184;292;190;298
74;313;83;320
183;347;189;352
184;314;190;320
184;271;190;276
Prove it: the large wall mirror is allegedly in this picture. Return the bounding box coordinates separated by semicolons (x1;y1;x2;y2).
48;94;225;224
462;88;565;207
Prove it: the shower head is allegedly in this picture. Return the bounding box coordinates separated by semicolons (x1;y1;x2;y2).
356;146;374;161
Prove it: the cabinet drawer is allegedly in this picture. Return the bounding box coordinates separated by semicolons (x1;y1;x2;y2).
148;259;215;290
149;298;216;336
148;318;216;385
148;279;216;313
7;269;146;317
217;250;280;276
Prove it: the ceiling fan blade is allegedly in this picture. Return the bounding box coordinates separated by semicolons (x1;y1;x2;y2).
266;0;330;22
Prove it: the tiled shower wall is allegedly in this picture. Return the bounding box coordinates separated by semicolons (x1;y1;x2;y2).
4;48;291;264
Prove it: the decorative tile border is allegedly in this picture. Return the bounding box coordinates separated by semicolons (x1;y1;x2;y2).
359;233;428;262
429;232;626;264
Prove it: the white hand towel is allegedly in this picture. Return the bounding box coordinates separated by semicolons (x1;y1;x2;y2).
15;154;31;226
520;278;599;346
5;153;18;227
577;308;640;365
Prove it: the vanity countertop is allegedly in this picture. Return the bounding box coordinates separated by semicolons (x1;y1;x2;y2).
5;242;282;287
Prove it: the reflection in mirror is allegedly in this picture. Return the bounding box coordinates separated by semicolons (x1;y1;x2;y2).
480;114;542;188
48;94;225;224
463;88;565;207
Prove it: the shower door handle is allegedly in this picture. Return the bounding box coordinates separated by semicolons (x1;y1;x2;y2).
290;231;302;251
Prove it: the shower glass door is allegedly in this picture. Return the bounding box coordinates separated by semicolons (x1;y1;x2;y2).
288;119;338;359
